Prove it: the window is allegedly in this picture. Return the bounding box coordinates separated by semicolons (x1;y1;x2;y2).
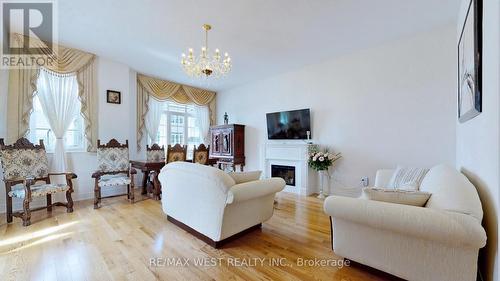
150;101;204;159
29;86;85;152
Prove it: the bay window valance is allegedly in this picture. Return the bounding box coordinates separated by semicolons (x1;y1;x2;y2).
6;33;98;152
136;74;216;151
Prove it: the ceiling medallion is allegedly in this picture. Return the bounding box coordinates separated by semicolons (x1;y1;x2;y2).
181;24;232;79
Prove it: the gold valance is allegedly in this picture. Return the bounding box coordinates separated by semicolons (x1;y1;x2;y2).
7;33;98;152
137;74;216;105
136;74;216;151
9;33;95;74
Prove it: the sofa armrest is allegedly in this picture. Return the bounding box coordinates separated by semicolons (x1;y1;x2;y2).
227;178;285;204
324;196;486;249
228;171;262;184
374;169;394;188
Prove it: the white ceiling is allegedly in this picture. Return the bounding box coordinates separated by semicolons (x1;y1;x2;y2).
58;0;460;91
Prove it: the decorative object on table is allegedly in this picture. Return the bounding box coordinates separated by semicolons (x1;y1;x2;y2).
166;144;187;163
307;148;342;199
92;139;136;209
0;138;77;226
209;124;245;172
106;90;121;104
223;112;229;124
458;0;482;123
180;24;232;79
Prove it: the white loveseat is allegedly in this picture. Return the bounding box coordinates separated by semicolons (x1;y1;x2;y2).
158;162;285;247
324;164;486;281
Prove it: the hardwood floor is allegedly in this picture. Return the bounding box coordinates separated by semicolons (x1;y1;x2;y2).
0;192;399;281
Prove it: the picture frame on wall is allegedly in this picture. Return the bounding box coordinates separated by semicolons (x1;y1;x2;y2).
457;0;482;123
106;90;121;104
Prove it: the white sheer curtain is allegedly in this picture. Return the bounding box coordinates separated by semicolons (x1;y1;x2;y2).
145;97;164;144
36;68;80;173
195;105;210;144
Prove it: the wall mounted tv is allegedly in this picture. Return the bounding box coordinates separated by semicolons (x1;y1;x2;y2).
266;109;311;140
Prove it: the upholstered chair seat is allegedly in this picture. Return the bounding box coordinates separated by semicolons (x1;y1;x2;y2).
98;173;132;187
9;183;70;198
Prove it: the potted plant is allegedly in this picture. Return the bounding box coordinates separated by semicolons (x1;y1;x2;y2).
308;149;342;198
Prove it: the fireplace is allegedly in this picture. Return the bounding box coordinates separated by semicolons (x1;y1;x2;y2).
271;165;296;186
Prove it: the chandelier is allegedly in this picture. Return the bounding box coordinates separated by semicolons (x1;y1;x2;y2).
181;24;232;79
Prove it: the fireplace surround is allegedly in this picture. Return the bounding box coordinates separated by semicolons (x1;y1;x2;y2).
263;142;317;195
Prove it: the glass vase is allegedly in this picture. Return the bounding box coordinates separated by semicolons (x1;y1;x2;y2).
317;170;328;199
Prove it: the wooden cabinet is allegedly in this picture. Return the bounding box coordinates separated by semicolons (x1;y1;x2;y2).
209;124;245;171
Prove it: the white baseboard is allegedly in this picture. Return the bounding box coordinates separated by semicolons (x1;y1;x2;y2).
0;186;128;213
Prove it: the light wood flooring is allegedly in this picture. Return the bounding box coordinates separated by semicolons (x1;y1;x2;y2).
0;191;399;281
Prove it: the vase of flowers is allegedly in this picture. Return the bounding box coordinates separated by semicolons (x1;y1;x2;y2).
308;149;342;199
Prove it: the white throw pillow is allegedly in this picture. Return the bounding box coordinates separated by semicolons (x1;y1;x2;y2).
228;171;262;184
387;166;429;190
363;187;431;207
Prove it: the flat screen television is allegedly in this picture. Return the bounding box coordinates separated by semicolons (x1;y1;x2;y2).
266;109;311;140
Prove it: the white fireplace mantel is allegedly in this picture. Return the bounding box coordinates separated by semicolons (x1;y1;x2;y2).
263;142;317;195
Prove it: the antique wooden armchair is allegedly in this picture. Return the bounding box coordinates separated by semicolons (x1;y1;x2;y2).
92;139;136;209
146;143;165;162
0;138;77;226
166;144;187;163
192;144;210;165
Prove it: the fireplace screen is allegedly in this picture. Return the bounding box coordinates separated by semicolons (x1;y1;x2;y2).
271;165;296;186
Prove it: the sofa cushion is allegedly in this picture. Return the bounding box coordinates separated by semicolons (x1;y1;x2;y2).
387;166;429;190
420;164;483;221
363;187;431;207
228;171;262;184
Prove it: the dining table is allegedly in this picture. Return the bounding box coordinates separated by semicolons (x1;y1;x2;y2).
129;159;166;200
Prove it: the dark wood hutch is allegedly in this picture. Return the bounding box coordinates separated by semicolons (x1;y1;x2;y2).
209;124;245;171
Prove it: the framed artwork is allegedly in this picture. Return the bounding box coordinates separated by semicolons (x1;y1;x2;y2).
106;90;121;104
458;0;482;123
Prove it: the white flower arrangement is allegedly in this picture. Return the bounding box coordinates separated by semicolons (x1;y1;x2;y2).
308;150;342;171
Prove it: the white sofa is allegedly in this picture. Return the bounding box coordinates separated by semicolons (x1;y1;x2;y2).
324;164;486;281
158;162;285;247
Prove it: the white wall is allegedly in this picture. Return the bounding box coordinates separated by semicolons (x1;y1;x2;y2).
217;25;457;191
456;0;500;280
0;70;7;138
0;57;143;211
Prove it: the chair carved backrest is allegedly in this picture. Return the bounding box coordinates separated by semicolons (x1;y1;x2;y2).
166;144;187;163
147;144;165;162
193;144;210;165
97;139;130;173
0;138;49;181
